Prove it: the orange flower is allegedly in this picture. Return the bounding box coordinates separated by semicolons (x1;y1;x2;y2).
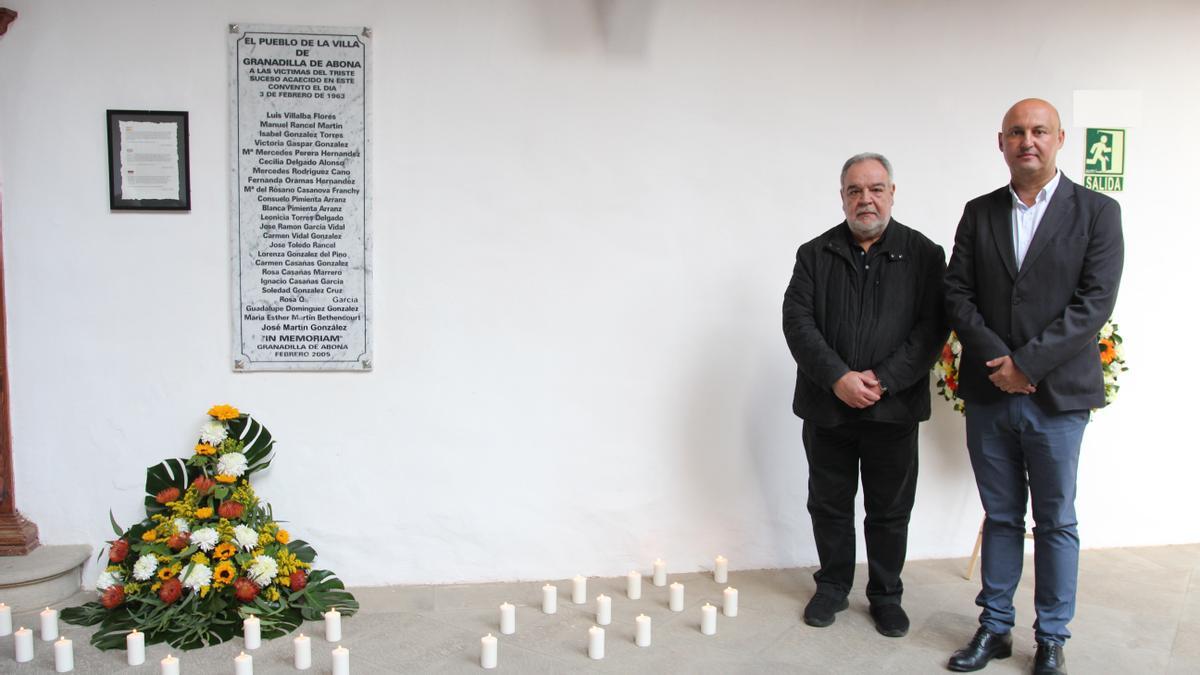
215;474;237;484
214;542;237;560
213;561;236;585
194;507;214;520
1099;338;1116;365
218;501;245;520
208;404;241;420
195;443;217;456
158;578;182;604
191;475;216;495
156;487;181;505
275;529;290;544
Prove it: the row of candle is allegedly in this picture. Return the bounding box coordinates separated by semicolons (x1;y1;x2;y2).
481;593;737;667
540;582;739;616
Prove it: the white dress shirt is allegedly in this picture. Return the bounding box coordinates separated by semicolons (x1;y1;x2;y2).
1009;170;1062;270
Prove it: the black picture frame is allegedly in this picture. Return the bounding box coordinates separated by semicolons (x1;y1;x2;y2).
106;109;191;210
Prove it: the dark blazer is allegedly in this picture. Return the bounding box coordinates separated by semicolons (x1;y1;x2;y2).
944;174;1124;412
783;220;947;426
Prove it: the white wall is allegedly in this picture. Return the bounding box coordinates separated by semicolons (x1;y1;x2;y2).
1;0;1197;587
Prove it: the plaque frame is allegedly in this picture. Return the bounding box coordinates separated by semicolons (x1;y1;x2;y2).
105;109;192;211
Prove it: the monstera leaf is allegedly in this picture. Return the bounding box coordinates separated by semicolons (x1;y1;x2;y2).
144;458;198;517
293;569;359;620
228;414;274;477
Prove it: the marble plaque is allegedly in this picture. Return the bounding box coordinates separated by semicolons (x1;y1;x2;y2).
229;24;372;371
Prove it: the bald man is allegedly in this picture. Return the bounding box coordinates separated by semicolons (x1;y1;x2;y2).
944;99;1124;674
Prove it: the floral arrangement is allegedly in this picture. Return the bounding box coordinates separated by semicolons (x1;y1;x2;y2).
62;405;357;650
935;319;1127;414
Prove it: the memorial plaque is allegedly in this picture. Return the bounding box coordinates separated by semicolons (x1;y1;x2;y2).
229;24;372;371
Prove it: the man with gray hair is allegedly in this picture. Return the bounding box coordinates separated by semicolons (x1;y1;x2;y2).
783;153;947;636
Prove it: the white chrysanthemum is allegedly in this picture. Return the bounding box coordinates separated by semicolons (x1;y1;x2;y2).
96;570;123;591
234;524;259;550
191;527;219;551
174;518;190;534
216;452;248;478
181;562;212;591
248;554;279;587
1100;321;1115;339
132;554;158;581
199;420;228;445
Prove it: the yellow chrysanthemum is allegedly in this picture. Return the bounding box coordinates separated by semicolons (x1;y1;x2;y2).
263;586;281;602
213;561;236;586
195;443;217;456
191;552;210;566
275;529;290;544
214;542;237;560
141;530;158;542
200;585;211;598
208;404;241;420
215;474;237;484
194;507;214;519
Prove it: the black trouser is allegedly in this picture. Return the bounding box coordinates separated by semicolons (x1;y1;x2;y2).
802;420;919;606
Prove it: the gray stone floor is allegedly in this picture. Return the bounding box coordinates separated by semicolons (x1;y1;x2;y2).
3;544;1198;673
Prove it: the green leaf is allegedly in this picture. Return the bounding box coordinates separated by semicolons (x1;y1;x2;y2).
61;602;108;627
228;414;275;477
109;510;124;537
144;458;197;517
288;539;317;564
295;569;358;620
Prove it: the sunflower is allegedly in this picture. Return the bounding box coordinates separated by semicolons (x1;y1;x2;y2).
158;564;180;581
213;561;237;586
1099;338;1117;365
194;507;214;520
207;404;241;420
195;443;217;456
215;474;237;484
214;542;237;561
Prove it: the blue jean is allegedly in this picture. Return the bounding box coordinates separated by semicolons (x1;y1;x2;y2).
965;396;1088;645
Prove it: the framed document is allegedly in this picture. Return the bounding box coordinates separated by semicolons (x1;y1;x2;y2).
106;109;191;210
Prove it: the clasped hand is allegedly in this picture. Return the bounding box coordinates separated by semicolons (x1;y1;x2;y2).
833;369;883;409
985;355;1036;394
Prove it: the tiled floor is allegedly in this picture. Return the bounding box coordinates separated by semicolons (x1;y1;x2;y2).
4;544;1198;673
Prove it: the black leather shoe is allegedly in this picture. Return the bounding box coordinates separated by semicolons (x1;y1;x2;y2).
1034;642;1066;675
869;603;909;637
802;592;849;627
946;626;1013;672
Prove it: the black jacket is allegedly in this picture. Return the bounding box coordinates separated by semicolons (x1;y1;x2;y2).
944;176;1123;411
783;220;947;426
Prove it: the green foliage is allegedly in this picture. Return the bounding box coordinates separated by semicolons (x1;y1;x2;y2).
62;409;355;651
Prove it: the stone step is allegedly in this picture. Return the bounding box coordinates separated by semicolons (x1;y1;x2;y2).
0;544;91;611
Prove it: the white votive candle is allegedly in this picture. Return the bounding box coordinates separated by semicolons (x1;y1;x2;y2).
331;645;350;675
596;594;611;626
701;603;717;635
160;653;180;675
572;575;587;604
652;559;667;586
40;607;59;641
480;633;497;669
626;570;642;600
499;602;515;635
54;637;74;672
243;615;261;650
234;651;252;675
127;629;146;665
324;608;342;642
588;626;605;660
0;603;11;635
723;586;739;617
293;633;311;670
14;626;33;662
635;614;651;647
669;582;684;611
714;555;728;584
542;584;557;614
